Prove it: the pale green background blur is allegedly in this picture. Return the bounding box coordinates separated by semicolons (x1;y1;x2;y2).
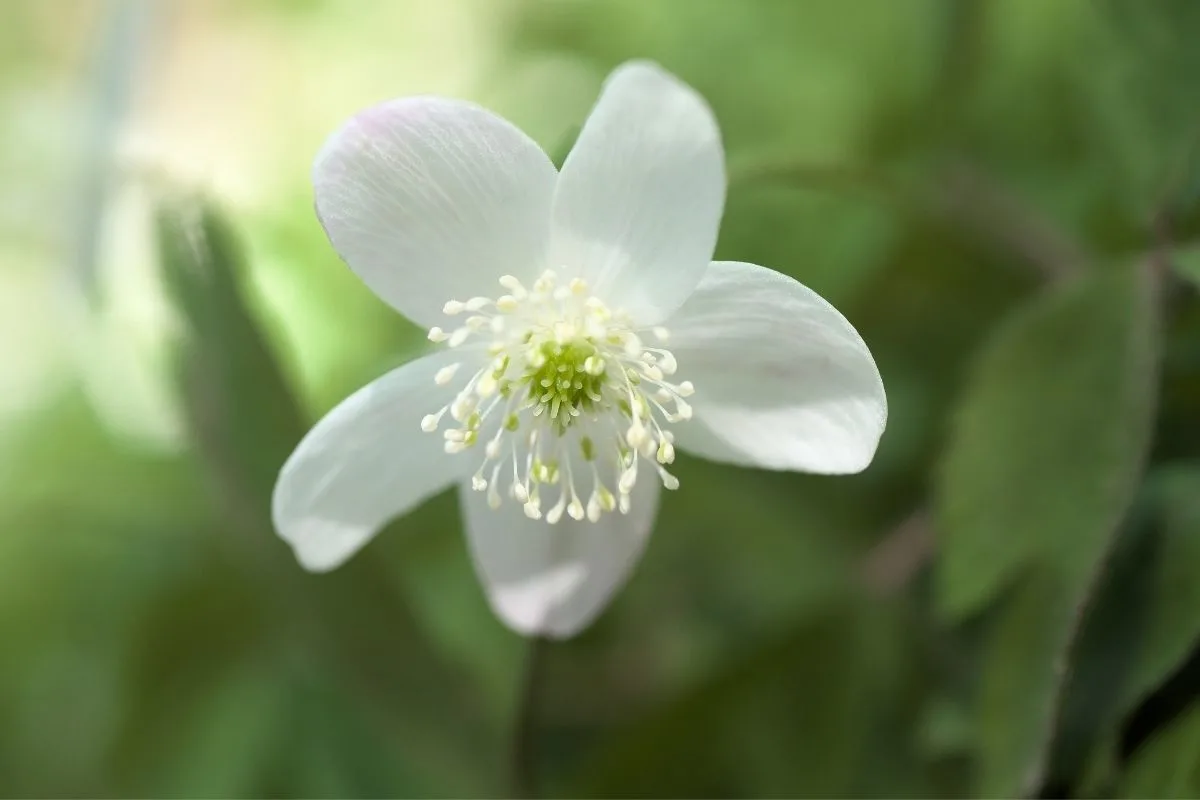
2;1;1199;797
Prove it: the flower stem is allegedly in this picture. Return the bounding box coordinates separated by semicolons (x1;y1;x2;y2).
509;636;546;798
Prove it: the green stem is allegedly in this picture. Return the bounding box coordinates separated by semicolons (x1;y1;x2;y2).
510;636;546;798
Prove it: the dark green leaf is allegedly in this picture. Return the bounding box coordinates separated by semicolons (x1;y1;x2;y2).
1020;464;1200;794
975;572;1076;797
1120;702;1200;798
936;265;1160;619
937;265;1160;796
1039;495;1158;791
1122;465;1200;712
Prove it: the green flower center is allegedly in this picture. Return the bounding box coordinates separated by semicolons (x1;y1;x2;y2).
522;340;608;432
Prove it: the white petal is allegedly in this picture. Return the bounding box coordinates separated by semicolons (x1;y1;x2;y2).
273;349;480;571
313;98;557;327
460;467;661;638
550;61;725;324
667;261;887;474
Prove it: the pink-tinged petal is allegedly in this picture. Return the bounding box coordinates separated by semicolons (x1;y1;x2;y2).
314;97;558;327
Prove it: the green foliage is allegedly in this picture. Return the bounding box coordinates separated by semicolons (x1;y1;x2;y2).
5;1;1200;798
1174;247;1200;290
1048;463;1200;795
570;602;909;797
936;266;1160;619
1120;702;1200;798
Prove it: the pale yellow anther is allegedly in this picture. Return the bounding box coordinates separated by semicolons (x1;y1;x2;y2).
618;466;637;495
476;372;498;397
622;334;643;357
626;422;649;450
567;498;585;520
443;300;465;315
434;364;460;386
498;275;527;299
450;395;475;422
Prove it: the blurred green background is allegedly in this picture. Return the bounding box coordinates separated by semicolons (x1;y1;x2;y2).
3;0;1200;796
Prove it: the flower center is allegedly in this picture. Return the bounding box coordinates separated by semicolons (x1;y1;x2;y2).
419;269;694;523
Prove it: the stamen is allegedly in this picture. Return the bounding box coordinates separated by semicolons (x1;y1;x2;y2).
419;270;696;521
434;364;460;385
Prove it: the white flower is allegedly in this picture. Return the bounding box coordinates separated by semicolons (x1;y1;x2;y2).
272;61;887;638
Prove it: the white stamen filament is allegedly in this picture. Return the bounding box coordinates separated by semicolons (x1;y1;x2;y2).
419;269;692;521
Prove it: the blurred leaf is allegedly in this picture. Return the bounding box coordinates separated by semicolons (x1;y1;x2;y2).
153;196;499;795
276;670;443;798
569;602;890;798
123;659;288;798
936;265;1161;619
937;265;1160;797
975;572;1075;797
155;198;308;542
1121;465;1200;711
1078;730;1120;799
1119;702;1200;798
1011;464;1200;794
108;547;269;794
1038;494;1158;791
247;197;423;412
1074;0;1200;227
1173;246;1200;290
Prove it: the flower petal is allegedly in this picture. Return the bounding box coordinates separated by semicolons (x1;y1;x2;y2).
313;97;558;327
667;261;887;474
550;61;725;324
273;349;479;571
459;468;661;638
